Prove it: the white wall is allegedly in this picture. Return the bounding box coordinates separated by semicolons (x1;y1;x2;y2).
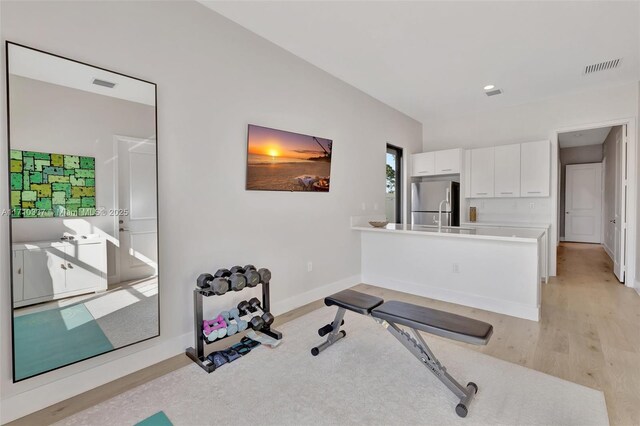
424;83;639;277
0;1;422;421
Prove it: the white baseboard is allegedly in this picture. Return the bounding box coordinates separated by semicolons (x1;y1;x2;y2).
271;274;360;316
0;332;192;424
603;243;614;261
363;274;540;322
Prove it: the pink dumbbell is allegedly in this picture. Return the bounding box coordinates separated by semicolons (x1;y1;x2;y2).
202;315;227;342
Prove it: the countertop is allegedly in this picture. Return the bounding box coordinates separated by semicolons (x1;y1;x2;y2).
352;223;544;243
461;221;551;229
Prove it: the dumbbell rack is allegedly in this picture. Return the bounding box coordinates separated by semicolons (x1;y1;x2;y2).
186;274;282;373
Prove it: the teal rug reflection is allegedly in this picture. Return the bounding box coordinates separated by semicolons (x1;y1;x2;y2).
14;303;113;380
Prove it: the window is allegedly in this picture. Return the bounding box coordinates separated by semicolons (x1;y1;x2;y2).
386;144;403;224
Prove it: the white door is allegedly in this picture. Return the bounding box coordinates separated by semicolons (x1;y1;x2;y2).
565;163;602;243
116;136;158;283
613;125;627;282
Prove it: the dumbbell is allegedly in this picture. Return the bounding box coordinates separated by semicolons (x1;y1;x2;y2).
220;311;239;335
196;273;229;295
244;265;271;284
202;316;227;341
214;268;230;277
318;319;345;337
231;265;260;288
213;268;246;291
240;298;274;330
230;308;248;331
257;268;271;284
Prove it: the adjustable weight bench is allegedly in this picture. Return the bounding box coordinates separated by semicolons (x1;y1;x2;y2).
311;289;493;418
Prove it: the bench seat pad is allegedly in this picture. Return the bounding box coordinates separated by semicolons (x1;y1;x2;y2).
371;301;493;345
324;290;384;315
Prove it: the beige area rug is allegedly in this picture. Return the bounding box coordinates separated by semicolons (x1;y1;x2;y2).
57;307;609;425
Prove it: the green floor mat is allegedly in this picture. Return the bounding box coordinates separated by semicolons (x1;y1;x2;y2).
135;411;173;426
14;303;114;380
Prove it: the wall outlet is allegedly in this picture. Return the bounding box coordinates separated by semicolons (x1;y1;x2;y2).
529;202;535;209
361;202;366;211
452;263;460;273
307;261;313;272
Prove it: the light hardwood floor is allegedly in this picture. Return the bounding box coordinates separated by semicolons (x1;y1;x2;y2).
9;243;640;425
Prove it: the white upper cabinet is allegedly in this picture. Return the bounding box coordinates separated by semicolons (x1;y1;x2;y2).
521;140;550;197
434;149;461;175
494;144;521;197
411;152;435;176
470;147;495;197
411;148;461;176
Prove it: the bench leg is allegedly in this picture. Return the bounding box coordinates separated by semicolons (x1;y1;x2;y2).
381;320;478;418
311;308;347;356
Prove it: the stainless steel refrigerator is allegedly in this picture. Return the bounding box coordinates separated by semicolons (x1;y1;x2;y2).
411;181;460;226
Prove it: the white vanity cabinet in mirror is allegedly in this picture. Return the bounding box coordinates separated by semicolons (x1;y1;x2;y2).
7;42;159;382
12;237;107;307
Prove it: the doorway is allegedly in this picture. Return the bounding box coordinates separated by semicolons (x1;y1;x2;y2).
565;163;602;243
557;125;626;282
386;144;403;224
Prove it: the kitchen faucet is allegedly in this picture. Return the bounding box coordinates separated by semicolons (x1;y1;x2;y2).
437;188;451;233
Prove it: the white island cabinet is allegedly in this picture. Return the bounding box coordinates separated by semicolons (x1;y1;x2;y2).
12;237;107;307
353;224;543;321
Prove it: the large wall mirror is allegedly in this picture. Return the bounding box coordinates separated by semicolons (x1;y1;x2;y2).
6;42;159;381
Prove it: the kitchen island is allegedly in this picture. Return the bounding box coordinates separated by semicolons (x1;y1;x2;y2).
353;224;544;321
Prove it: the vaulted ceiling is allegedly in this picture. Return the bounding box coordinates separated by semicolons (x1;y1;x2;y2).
202;1;640;123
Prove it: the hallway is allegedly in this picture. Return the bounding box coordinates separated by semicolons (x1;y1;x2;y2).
542;243;639;425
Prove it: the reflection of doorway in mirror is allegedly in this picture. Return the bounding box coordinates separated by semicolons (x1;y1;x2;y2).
113;135;158;284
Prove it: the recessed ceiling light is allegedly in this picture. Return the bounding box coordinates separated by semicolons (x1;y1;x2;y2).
484;85;495;91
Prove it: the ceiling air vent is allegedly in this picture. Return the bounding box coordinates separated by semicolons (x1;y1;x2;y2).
92;78;116;88
485;89;502;97
584;58;622;75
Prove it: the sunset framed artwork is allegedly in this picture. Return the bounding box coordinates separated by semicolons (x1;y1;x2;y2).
246;124;332;192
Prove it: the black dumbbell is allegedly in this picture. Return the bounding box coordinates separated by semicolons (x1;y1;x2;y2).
214;268;231;278
318;320;345;337
249;312;274;330
257;268;271;284
211;268;245;291
238;299;274;329
228;272;247;291
237;300;255;314
247;298;274;327
231;265;260;287
196;273;229;295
